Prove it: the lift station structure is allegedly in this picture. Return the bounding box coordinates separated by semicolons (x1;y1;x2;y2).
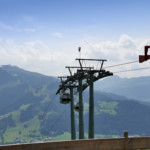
56;50;113;140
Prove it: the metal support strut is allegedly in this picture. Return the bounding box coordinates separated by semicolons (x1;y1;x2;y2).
70;87;76;140
89;72;94;139
78;77;84;139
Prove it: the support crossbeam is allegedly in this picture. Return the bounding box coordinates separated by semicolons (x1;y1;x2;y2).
76;58;107;61
66;66;94;69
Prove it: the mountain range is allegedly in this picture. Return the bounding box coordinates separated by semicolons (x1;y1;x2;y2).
0;65;150;144
95;75;150;101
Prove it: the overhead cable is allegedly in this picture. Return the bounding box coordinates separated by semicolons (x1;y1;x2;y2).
41;94;56;121
113;66;150;74
104;60;138;69
50;105;69;131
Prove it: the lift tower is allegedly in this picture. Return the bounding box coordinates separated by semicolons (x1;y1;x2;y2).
56;66;93;140
76;58;113;139
56;54;113;140
65;66;94;139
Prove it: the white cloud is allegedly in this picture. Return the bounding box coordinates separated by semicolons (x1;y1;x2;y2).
0;35;150;78
0;22;13;30
0;39;76;77
0;21;37;32
79;35;150;78
52;32;63;38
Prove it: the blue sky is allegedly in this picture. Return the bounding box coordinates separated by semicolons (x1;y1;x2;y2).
1;0;150;41
0;0;150;77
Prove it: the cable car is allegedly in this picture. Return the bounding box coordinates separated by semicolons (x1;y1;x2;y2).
60;93;71;104
139;45;150;63
74;101;79;112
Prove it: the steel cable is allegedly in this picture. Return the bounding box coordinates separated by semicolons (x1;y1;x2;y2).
113;66;150;74
104;60;138;69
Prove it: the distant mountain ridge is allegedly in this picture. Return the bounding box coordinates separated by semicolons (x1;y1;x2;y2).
95;75;150;101
0;65;57;83
0;65;58;115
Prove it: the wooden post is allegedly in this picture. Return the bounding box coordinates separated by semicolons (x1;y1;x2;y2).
124;131;128;150
124;131;128;138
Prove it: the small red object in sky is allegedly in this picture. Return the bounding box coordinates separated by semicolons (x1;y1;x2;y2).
139;46;150;63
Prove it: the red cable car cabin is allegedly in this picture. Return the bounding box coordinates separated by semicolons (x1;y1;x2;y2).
139;46;150;63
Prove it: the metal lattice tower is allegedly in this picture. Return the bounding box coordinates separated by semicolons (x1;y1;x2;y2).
56;50;113;140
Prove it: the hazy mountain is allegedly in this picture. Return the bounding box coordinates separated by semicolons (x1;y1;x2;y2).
95;75;150;101
0;65;58;115
0;65;150;144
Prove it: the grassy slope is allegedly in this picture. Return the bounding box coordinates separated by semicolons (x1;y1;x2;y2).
1;83;51;144
1;98;118;144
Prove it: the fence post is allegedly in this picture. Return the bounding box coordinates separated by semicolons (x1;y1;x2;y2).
124;131;128;150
